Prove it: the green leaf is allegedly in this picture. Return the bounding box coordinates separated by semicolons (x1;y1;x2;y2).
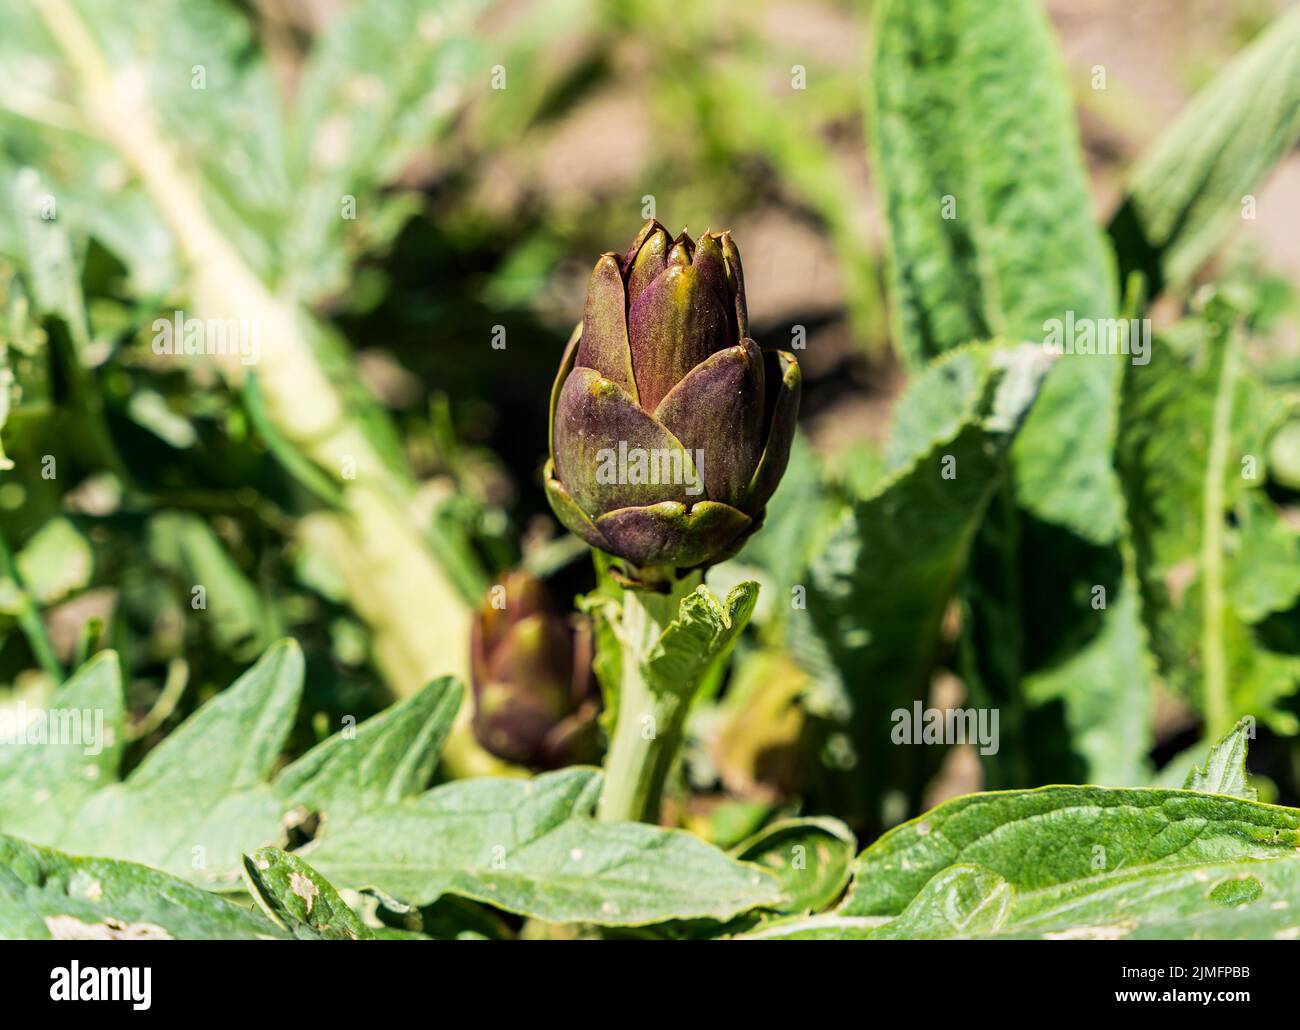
0;651;124;842
746;786;1300;939
643;582;758;698
803;343;1047;825
1185;719;1257;800
731;817;856;915
1018;581;1152;785
1109;6;1300;294
744;856;1300;940
275;676;462;828
869;0;1123;541
242;847;373;940
58;640;304;883
0;832;289;940
869;0;1115;364
303;767;782;925
1118;303;1300;733
844;786;1300;917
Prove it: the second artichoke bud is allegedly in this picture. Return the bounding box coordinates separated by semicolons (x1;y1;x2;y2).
545;219;801;572
470;571;598;769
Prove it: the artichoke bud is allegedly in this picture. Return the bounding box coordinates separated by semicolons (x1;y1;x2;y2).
469;570;598;769
545;219;800;573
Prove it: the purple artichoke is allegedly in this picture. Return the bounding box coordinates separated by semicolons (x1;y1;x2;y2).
470;571;598;769
544;219;801;570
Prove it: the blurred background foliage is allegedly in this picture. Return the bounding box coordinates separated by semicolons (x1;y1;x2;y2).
1;0;1300;839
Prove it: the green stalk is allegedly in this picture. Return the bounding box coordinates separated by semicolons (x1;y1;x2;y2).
1202;321;1240;739
597;571;703;823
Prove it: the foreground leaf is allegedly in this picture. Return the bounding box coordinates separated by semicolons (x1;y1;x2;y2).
0;832;288;940
845;786;1300;918
304;767;782;925
58;640;304;882
731;817;856;915
242;847;372;940
744;855;1300;941
744;772;1300;940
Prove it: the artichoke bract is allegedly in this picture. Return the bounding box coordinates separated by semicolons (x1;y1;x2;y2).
545;219;801;572
470;571;598;769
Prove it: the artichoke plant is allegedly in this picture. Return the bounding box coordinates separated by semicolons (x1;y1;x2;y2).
544;219;801;573
469;571;598;769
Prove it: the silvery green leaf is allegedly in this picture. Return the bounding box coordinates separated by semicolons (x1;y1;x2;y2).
276;676;462;828
58;641;303;883
304;767;782;926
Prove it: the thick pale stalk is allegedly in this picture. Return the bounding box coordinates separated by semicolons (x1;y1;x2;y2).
597;572;702;823
34;0;502;775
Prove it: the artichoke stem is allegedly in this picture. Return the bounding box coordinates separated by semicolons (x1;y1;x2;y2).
597;571;703;822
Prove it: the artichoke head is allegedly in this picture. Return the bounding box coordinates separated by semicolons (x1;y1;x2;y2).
470;571;598;769
544;219;801;572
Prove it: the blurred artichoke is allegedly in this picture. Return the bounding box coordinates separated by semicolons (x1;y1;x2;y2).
544;219;801;571
470;570;598;769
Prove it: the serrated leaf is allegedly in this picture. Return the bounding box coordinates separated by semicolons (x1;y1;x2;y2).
275;676;462;827
303;767;782;926
57;640;304;883
1018;582;1152;785
643;583;758;697
242;847;372;940
1109;6;1300;294
1118;307;1300;733
1185;719;1256;800
731;817;856;915
0;651;124;842
0;832;289;940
